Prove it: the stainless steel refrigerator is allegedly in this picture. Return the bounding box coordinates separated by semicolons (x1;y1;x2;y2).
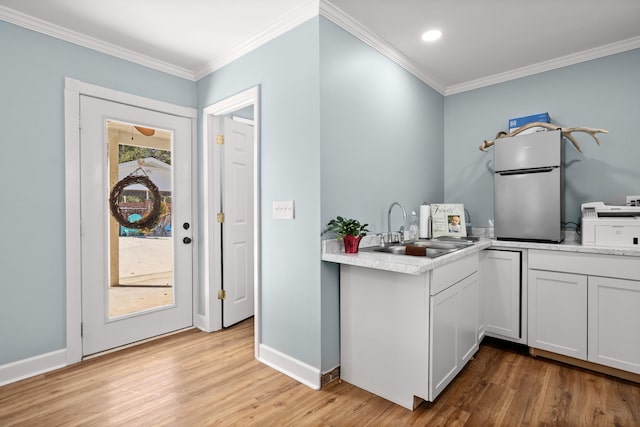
494;129;563;243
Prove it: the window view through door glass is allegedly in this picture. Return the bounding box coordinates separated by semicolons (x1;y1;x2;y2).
107;121;174;318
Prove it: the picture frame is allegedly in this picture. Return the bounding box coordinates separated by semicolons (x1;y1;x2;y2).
430;203;467;238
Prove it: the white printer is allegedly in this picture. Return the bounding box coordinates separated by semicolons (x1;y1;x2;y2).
581;202;640;247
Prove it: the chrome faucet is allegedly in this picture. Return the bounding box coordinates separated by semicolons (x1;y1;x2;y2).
387;202;407;243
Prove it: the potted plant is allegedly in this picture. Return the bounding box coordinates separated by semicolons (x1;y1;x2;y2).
322;216;369;253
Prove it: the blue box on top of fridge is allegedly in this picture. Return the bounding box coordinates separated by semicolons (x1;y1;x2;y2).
508;112;550;132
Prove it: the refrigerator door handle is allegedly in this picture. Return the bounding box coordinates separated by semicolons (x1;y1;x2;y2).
497;166;556;176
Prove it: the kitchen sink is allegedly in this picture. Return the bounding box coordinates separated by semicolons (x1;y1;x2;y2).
360;238;475;258
372;245;407;254
408;241;474;250
431;236;480;243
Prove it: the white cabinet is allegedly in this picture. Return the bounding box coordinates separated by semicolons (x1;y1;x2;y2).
339;252;480;409
528;269;587;359
429;271;479;399
459;273;480;365
480;249;525;343
588;276;640;374
528;249;640;375
340;265;429;410
428;253;479;401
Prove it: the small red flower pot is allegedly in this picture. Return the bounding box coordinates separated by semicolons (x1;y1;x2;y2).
343;235;363;254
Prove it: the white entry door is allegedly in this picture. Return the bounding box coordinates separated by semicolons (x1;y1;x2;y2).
80;95;193;356
222;117;254;327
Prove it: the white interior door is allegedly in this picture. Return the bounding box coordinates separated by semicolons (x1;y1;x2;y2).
80;95;193;356
222;117;254;327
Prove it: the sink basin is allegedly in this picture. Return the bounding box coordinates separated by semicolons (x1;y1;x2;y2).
432;236;480;243
373;245;407;255
360;239;475;258
408;241;473;250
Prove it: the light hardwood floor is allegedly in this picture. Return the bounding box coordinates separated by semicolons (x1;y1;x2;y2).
1;318;639;426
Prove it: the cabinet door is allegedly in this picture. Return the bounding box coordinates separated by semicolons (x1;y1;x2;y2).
459;272;480;364
528;270;587;359
430;283;458;399
588;276;640;374
429;272;479;400
481;250;521;341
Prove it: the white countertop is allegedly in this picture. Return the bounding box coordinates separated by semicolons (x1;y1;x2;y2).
490;232;640;257
321;232;640;276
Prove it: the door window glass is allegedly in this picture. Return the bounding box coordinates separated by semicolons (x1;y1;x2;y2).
107;121;174;318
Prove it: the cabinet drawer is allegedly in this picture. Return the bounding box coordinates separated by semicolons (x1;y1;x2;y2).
529;249;640;281
431;253;478;295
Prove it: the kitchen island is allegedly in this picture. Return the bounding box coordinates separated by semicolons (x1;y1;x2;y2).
322;233;640;410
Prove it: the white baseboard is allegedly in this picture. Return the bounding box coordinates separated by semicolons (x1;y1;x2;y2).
0;349;67;386
194;313;211;332
258;344;321;390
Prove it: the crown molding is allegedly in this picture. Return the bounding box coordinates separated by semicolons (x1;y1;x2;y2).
1;2;319;83
319;0;446;95
4;2;639;91
0;5;196;80
445;36;640;95
193;0;319;80
320;1;640;97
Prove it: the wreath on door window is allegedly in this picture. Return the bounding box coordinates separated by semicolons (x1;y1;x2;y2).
109;172;163;231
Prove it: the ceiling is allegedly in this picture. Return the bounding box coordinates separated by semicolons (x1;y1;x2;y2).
2;0;639;95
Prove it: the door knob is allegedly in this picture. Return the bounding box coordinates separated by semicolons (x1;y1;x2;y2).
183;237;192;244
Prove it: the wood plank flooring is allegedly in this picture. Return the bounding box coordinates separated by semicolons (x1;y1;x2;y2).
1;319;639;426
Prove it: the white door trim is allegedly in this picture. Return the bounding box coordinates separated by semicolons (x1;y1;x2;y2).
64;77;197;364
201;86;261;358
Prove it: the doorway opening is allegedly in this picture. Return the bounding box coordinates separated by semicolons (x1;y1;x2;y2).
202;86;261;357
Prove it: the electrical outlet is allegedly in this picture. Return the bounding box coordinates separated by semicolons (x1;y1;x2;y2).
626;195;640;206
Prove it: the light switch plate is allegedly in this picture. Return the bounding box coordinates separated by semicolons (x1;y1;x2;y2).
273;200;295;220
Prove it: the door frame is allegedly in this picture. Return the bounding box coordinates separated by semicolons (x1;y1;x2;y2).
64;78;198;364
201;86;261;357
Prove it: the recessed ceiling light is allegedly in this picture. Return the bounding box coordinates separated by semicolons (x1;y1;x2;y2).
421;29;442;42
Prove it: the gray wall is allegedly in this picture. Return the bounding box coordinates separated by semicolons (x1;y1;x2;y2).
197;18;323;367
197;17;444;373
444;49;640;228
0;20;195;365
3;11;638;379
319;18;444;370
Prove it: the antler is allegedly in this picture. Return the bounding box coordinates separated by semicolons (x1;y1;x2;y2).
479;122;608;153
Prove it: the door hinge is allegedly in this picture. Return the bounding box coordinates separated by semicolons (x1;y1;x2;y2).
216;134;224;145
80;323;83;337
217;212;225;223
218;289;226;300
